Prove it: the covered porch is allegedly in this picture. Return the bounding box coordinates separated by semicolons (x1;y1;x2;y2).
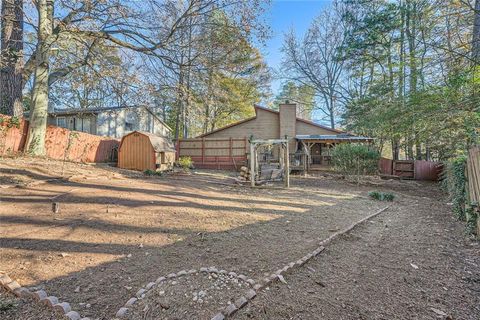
290;134;374;172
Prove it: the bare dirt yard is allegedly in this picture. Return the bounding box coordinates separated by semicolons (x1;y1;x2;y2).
0;156;478;320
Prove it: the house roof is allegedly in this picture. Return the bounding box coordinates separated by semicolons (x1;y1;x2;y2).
122;131;176;152
296;134;373;142
48;105;172;132
197;105;343;138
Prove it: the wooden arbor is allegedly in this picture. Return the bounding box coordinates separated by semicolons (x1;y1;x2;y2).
249;138;290;188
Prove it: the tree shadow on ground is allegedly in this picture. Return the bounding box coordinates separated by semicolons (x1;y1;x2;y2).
0;174;381;319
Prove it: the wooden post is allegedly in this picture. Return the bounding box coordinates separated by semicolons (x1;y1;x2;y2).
285;140;290;188
201;138;205;165
250;142;255;187
229;137;233;164
175;139;180;161
303;153;307;176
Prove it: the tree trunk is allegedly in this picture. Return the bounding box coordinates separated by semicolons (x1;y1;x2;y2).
329;95;335;129
473;0;480;64
25;0;53;155
392;139;400;161
0;0;24;117
425;142;431;161
415;138;422;160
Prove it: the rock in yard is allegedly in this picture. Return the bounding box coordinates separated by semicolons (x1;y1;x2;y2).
65;311;81;320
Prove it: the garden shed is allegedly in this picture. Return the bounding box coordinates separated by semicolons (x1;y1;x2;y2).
118;131;176;172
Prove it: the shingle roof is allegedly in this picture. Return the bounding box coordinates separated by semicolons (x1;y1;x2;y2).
128;131;176;152
296;134;373;141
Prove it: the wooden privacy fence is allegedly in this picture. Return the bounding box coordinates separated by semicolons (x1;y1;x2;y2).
0;114;119;163
176;137;248;170
466;146;480;205
378;157;443;181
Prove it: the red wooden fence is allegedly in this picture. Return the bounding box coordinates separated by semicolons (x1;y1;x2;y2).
378;157;443;181
176;137;248;170
0;114;118;163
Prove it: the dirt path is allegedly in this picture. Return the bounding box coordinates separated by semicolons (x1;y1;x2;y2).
1;157;478;319
0;158;384;319
235;186;480;320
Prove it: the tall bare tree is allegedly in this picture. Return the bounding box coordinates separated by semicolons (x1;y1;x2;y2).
281;4;347;129
0;0;23;116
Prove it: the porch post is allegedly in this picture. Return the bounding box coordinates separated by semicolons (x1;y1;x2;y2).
284;141;290;188
250;142;255;187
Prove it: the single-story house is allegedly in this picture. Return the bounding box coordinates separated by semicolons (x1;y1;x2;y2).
47;106;171;139
198;103;372;170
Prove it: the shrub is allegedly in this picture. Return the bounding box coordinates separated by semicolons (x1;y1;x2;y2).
442;156;467;221
177;156;193;171
144;169;154;176
369;191;395;201
144;169;162;176
331;143;380;176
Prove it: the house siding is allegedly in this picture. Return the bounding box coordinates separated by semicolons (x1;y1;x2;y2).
202;107;339;140
48;107;171;139
201;108;280;140
200;107;340;158
96;108;170;138
296;121;339;135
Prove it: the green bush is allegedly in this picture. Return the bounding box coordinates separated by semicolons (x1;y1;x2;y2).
144;169;163;176
369;191;395;201
442;156;467;221
331;143;380;176
177;156;193;171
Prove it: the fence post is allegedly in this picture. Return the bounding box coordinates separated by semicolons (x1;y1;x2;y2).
229;137;233;164
175;139;180;161
202;138;205;165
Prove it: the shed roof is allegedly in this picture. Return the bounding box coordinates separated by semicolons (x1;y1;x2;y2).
123;131;176;152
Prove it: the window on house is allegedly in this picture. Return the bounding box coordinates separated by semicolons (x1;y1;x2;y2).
67;117;76;130
125;111;138;132
125;122;134;131
81;118;91;133
57;117;66;128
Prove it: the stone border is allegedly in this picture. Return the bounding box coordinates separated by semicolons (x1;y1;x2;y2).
209;206;390;319
115;267;256;318
0;273;89;320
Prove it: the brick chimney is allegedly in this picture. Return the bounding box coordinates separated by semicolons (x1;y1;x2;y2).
279;103;296;139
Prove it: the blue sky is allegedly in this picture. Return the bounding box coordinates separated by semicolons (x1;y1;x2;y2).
263;0;332;97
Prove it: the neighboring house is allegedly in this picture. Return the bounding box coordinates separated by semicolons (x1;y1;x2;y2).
198;103;372;170
47;106;171;139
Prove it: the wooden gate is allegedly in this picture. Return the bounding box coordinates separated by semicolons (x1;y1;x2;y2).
378;158;442;181
176;137;248;170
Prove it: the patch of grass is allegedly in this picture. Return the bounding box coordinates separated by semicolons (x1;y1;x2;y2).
144;169;163;176
369;191;395;201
